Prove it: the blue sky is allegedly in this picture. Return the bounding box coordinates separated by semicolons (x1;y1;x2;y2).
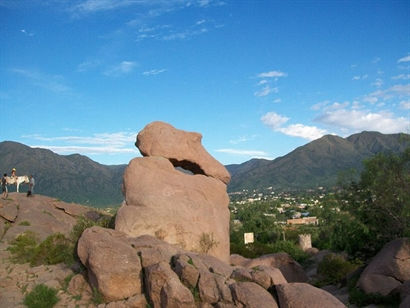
1;0;409;166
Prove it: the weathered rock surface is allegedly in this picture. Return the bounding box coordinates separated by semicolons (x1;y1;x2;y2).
230;281;278;308
357;238;410;296
136;121;231;184
77;227;143;302
0;193;89;242
230;252;308;283
276;282;346;308
76;225;335;307
117;156;230;263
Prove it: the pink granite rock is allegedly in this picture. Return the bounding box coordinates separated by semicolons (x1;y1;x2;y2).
116;156;230;263
136;121;230;184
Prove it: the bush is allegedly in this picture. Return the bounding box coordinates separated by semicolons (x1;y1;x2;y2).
7;232;74;266
30;233;74;266
7;231;38;264
316;253;357;286
23;284;59;308
270;240;309;264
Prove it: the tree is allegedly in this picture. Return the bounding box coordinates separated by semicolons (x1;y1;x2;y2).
339;148;410;258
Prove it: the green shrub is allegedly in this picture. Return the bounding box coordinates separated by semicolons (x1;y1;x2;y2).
7;232;74;267
7;231;38;264
270;240;309;264
23;284;59;308
30;233;74;266
19;221;31;226
316;253;357;286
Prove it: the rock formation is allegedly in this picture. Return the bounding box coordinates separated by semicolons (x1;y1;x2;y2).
357;238;410;296
77;226;347;307
116;121;231;262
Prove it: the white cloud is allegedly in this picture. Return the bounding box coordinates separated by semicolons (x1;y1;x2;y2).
215;148;273;160
20;29;34;36
261;112;327;141
142;68;166;76
361;84;410;104
24;132;139;156
257;70;287;78
399;100;410;110
371;78;383;88
278;124;327;141
315;109;409;134
398;55;410;63
352;74;368;81
104;61;137;76
392;74;410;80
254;86;278;97
261;112;289;128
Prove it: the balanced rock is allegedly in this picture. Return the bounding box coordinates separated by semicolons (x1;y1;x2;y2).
357;238;410;296
117;122;231;262
136;121;230;184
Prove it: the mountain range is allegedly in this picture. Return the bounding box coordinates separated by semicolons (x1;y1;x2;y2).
0;131;408;206
226;131;409;192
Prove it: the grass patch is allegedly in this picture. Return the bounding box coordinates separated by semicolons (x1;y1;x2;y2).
19;221;31;226
7;232;75;266
91;287;104;305
7;231;38;264
23;284;59;308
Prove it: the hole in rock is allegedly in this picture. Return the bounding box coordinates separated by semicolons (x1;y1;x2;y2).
170;159;205;176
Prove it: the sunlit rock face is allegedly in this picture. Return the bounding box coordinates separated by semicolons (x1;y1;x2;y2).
116;121;231;263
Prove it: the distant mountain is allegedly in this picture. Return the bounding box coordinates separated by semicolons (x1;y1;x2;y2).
226;131;409;192
0;141;126;206
1;131;408;205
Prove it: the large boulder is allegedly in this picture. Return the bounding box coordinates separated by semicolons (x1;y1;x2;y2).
276;283;346;308
232;252;308;283
357;238;410;296
230;282;278;308
116;155;230;263
77;226;143;302
136;121;230;184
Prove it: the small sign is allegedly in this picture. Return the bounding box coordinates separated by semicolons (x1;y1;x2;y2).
244;232;254;244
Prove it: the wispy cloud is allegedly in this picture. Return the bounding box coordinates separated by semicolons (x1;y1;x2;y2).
142;68;167;76
257;70;287;78
315;108;408;134
24;132;139;156
77;59;101;72
20;29;34;36
392;74;410;80
361;84;410;104
229;135;257;145
399;100;410;110
215;148;273;160
254;85;278;97
397;54;410;63
104;61;137;77
261;112;326;141
352;74;368;80
11;68;71;93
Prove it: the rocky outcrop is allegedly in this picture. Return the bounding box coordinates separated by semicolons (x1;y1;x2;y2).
0;193;90;242
76;226;347;307
230;252;309;283
116;122;231;263
276;282;346;308
357;238;410;296
136;121;230;184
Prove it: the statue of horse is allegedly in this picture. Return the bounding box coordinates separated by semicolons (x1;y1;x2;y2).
6;176;29;193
